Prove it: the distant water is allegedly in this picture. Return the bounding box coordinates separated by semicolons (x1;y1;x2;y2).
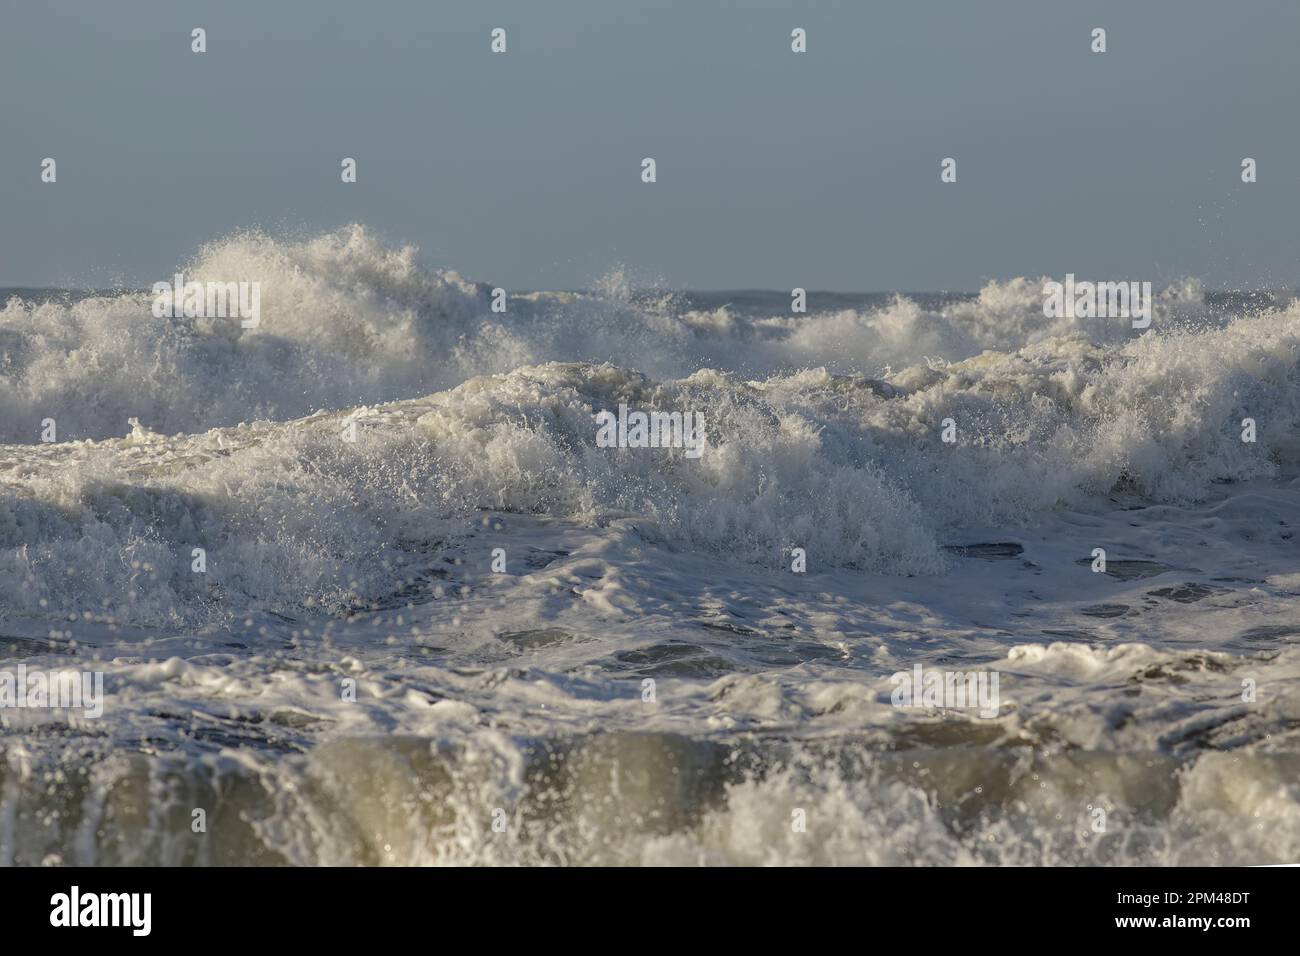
2;225;1299;865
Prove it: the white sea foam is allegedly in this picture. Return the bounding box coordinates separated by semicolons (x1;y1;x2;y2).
2;226;1298;866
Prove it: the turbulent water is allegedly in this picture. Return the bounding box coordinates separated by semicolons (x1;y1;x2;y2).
2;225;1299;865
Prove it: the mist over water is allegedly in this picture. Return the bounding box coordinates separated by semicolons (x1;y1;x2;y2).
3;226;1300;865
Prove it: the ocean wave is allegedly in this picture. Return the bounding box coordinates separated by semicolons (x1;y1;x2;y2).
2;225;1273;446
0;361;941;626
2;309;1298;627
7;730;1298;865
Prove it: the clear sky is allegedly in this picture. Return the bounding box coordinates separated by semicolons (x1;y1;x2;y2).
2;0;1298;291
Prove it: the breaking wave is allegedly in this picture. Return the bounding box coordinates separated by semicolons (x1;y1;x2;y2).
4;226;1299;867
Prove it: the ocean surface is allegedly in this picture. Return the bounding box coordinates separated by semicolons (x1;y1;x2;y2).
2;225;1299;865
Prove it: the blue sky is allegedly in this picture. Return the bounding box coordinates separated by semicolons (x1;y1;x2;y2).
2;0;1298;290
